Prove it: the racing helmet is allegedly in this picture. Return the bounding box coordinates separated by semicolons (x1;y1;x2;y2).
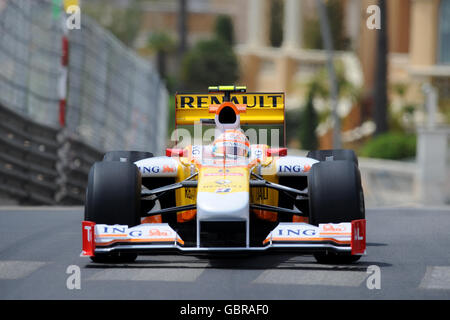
212;129;250;158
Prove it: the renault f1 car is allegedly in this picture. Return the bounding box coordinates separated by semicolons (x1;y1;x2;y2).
82;86;366;264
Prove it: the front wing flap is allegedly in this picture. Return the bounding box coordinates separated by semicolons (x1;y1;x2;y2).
81;219;366;256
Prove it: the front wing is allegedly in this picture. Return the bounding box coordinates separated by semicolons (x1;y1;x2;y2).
81;220;366;257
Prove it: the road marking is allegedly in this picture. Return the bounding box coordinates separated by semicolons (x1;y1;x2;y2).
0;206;83;212
252;269;368;287
419;266;450;290
0;261;47;279
87;268;204;282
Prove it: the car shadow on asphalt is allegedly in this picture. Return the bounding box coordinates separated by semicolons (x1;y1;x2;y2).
83;251;392;272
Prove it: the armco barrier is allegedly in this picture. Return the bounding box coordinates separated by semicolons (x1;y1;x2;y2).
0;104;105;205
54;128;103;205
0;104;59;205
0;0;168;205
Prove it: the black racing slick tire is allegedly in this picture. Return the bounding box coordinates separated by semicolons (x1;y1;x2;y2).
103;150;156;216
308;160;365;264
307;149;358;166
84;161;142;263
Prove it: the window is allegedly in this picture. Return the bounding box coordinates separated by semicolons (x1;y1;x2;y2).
438;0;450;64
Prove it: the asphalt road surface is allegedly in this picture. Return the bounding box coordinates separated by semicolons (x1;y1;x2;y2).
0;206;449;300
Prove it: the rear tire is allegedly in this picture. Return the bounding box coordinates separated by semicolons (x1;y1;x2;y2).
103;151;155;216
85;161;142;263
103;150;153;163
307;149;358;166
308;160;365;264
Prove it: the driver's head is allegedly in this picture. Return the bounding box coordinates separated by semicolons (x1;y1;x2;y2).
212;129;250;158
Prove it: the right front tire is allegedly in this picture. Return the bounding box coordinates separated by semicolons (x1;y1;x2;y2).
308;160;365;264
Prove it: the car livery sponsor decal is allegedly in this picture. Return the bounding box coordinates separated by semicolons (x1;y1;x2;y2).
198;166;249;193
135;157;178;177
263;223;352;245
275;156;318;176
319;223;351;236
94;224;184;246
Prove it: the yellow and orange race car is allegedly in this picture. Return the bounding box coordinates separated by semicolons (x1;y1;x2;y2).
82;86;366;264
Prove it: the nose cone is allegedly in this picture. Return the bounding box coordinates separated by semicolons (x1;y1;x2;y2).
197;191;249;221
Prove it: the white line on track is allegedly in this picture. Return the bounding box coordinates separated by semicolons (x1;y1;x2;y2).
252;269;368;287
0;206;83;212
0;261;47;280
87;268;205;282
419;266;450;290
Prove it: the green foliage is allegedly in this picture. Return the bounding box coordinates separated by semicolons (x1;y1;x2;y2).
269;0;284;47
299;84;319;150
215;15;234;47
359;132;417;160
181;38;239;92
147;32;175;53
83;0;144;47
147;32;175;80
167;95;176;138
285;109;302;144
306;61;360;101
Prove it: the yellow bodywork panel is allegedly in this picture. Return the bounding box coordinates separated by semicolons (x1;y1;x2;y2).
175;93;285;125
197;166;250;194
173;151;281;223
175;160;197;222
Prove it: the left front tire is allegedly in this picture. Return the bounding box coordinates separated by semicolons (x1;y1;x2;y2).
84;161;142;263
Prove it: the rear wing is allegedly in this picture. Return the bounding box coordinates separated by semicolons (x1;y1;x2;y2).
175;90;285;126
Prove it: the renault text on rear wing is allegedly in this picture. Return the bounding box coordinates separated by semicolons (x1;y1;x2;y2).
175;93;285;125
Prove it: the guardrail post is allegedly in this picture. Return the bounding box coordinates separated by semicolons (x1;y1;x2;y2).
55;128;70;204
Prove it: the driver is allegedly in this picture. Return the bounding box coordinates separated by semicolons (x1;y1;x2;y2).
212;129;250;159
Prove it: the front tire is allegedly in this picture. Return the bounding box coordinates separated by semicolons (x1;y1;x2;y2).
85;161;142;263
308;160;365;264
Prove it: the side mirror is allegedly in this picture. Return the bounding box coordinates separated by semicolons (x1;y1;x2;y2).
266;148;287;157
166;148;185;157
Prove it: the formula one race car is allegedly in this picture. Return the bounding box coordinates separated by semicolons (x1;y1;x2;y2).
82;86;366;264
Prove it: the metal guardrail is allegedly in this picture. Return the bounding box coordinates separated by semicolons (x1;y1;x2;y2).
55;129;103;205
0;103;104;205
0;0;168;151
0;0;169;205
0;104;59;204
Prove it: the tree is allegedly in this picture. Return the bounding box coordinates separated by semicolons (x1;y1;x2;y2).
304;0;348;50
181;38;239;92
83;0;143;48
147;32;175;80
215;15;234;47
299;84;319;150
